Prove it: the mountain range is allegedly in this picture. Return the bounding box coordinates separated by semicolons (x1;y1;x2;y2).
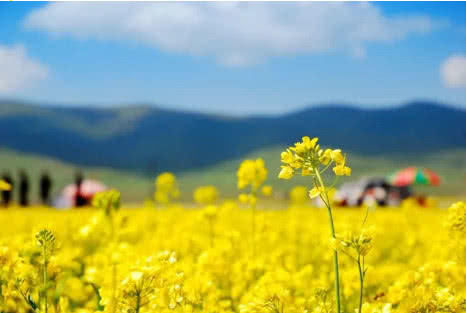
0;100;465;174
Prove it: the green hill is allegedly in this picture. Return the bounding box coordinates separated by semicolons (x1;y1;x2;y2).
1;147;464;205
1;101;465;173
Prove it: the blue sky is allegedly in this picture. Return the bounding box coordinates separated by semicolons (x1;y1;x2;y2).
0;2;465;116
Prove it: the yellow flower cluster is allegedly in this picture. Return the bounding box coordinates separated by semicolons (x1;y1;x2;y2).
446;201;465;233
92;189;121;216
332;226;376;258
445;201;465;265
279;136;351;180
237;159;268;207
193;185;219;205
154;172;180;205
261;185;273;197
237;159;268;191
0;200;463;313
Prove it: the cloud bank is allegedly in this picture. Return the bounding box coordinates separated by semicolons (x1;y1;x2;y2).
441;55;466;88
0;45;49;94
25;2;437;66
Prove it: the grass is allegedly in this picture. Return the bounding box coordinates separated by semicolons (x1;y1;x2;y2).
1;147;465;204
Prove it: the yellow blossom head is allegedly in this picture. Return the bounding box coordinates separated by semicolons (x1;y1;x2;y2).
237;158;268;190
278;136;351;181
193;185;219;205
154;172;180;204
309;186;325;199
261;185;273;197
92;189;121;215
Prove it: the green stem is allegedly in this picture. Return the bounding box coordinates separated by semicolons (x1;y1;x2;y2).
357;255;364;313
135;291;141;313
90;283;104;311
315;170;341;313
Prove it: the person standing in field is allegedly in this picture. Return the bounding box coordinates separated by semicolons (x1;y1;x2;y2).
18;169;29;207
1;172;13;207
39;171;52;205
75;171;87;207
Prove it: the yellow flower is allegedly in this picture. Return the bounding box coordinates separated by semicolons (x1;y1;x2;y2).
237;158;268;189
280;150;294;164
202;205;218;219
319;148;332;165
332;155;351;176
309;186;325;199
130;271;143;281
0;180;11;191
280;136;351;180
330;149;344;164
278;166;294;179
154;172;180;204
155;172;176;188
261;185;273;196
302;136;318;150
239;193;257;206
193;185;219;205
333;164;351;176
92;189;121;215
301;167;313;176
293;142;307;154
238;193;249;203
446;201;465;232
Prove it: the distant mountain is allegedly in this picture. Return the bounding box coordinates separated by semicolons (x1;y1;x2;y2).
0;100;465;174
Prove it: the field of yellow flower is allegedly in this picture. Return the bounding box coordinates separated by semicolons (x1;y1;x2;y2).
0;137;464;313
0;201;464;313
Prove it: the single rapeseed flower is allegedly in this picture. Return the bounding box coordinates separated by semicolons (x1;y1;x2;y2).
92;189;121;216
261;185;273;197
154;172;180;205
194;185;219;205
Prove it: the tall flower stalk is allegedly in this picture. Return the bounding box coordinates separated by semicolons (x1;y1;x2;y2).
92;189;121;313
331;214;374;313
315;170;342;313
35;229;56;313
237;158;268;258
279;136;351;313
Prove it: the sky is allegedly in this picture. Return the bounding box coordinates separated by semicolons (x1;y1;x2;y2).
0;2;465;116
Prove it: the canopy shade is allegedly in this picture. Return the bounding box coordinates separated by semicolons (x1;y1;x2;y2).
388;167;441;187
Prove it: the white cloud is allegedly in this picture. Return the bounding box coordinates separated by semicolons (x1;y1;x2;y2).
0;45;49;94
441;55;466;88
25;2;437;66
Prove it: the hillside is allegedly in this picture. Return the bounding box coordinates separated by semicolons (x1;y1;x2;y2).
180;146;466;197
1;148;464;205
0;101;465;173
